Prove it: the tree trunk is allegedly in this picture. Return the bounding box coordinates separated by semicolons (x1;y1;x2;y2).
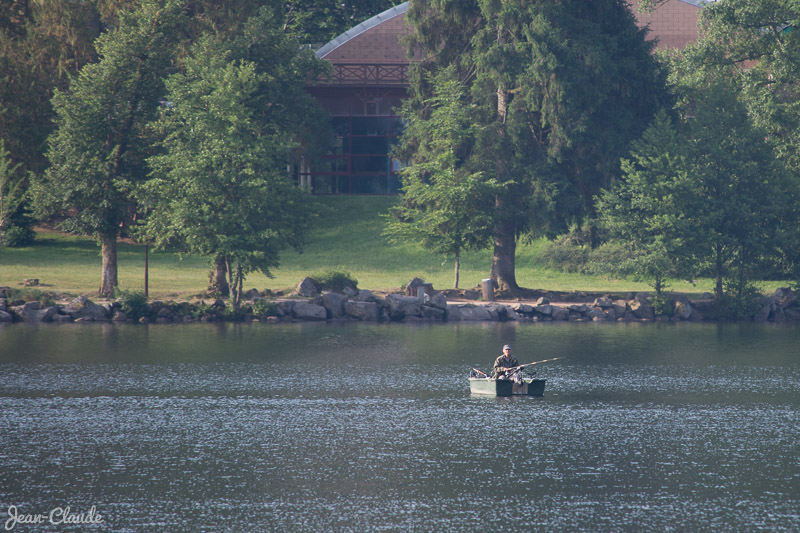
453;250;460;289
490;208;519;293
99;233;118;298
209;255;229;297
144;243;149;298
714;246;724;301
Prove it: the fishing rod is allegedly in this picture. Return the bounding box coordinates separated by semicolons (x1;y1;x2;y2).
504;357;562;372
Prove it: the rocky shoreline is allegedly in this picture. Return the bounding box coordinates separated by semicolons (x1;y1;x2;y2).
1;279;798;325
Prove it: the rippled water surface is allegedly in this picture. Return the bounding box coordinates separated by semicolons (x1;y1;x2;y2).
1;322;799;531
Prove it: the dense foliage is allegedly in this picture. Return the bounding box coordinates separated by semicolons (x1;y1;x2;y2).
141;7;330;307
399;0;670;293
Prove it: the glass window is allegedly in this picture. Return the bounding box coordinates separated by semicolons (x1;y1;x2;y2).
351;137;389;155
313;175;351;194
351;117;390;136
351;175;390;194
316;157;349;173
331;117;350;137
352;156;389;174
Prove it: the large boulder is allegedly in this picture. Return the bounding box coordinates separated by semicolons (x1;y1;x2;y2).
0;309;13;322
428;292;447;310
629;294;654;320
9;302;59;322
513;303;535;315
292;301;327;321
345;300;380;321
65;296;110;321
321;292;347;318
447;304;494;321
353;289;380;303
593;296;614;309
386;294;423;320
295;277;319;297
421;305;446;321
673;296;693;321
551;306;570;321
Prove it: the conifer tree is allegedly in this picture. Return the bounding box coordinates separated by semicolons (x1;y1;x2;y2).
400;0;669;293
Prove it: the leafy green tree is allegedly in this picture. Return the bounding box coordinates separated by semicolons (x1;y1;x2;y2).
142;7;327;307
386;67;502;288
401;0;669;293
596;110;694;300
599;78;793;311
677;0;800;284
31;0;184;297
0;0;103;173
0;140;26;256
681;80;790;305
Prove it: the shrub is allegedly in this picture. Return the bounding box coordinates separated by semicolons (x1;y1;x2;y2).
716;281;763;320
543;238;589;273
116;290;149;320
14;288;56;308
311;270;358;292
587;242;634;277
3;224;35;247
251;298;278;318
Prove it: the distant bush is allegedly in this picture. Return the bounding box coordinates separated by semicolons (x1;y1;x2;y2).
717;281;763;320
3;224;35;247
116;290;149;320
3;201;36;247
251;298;278;318
587;242;633;276
544;238;589;273
311;270;358;292
11;288;56;307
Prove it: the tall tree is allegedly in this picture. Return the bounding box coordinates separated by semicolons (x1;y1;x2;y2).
596;110;694;301
598;79;793;310
32;0;184;297
675;0;800;282
402;0;669;293
142;7;330;306
386;66;502;288
0;0;102;173
0;140;26;257
681;80;790;304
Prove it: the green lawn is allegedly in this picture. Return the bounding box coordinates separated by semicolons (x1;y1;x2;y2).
0;196;786;300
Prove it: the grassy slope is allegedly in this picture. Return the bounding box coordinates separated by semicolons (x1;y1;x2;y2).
0;196;782;299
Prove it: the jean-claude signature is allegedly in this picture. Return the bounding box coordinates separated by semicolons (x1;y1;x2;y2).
5;505;104;530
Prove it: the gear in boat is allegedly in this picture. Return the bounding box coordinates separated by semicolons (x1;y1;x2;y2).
468;346;561;397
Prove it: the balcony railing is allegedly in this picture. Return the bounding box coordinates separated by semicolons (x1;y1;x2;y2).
317;63;410;87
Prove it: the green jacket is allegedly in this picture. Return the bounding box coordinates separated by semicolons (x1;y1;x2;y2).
493;354;519;375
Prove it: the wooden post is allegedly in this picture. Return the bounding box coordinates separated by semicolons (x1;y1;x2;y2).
144;243;149;298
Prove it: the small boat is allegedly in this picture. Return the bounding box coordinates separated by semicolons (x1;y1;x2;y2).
468;376;547;397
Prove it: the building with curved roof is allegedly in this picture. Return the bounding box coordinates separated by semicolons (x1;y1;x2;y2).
303;0;704;194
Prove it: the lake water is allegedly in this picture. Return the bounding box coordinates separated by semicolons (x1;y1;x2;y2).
1;321;798;532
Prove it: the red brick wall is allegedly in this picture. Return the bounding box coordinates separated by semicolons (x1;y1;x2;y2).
323;15;411;64
322;1;701;63
629;0;701;50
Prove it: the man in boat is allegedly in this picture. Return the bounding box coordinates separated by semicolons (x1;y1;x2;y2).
492;345;519;379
